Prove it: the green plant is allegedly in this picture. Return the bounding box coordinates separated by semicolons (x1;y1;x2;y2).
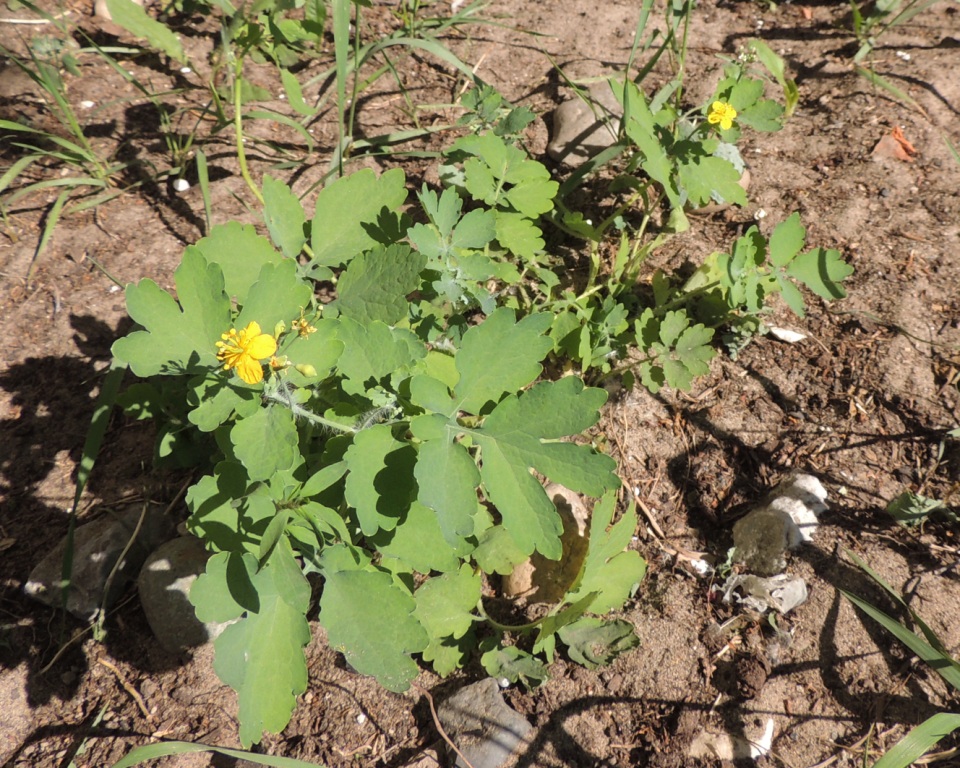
111;165;646;746
886;489;958;527
850;0;943;63
842;551;960;767
90;0;854;751
545;210;853;390
525;25;825;387
848;0;945;112
0;26;139;283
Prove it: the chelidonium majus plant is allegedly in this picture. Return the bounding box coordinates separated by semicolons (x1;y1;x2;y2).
112;167;647;746
110;63;852;748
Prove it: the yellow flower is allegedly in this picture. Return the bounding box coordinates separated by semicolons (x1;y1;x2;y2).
215;321;277;384
708;100;737;131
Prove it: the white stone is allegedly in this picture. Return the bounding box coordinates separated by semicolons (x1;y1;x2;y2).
767;326;807;344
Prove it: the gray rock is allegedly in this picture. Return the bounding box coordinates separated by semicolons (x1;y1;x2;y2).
437;678;533;768
0;665;31;765
732;473;827;576
547;82;623;167
732;506;796;576
137;536;232;654
24;504;176;621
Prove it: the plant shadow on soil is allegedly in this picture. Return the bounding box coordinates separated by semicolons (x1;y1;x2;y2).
0;313;202;702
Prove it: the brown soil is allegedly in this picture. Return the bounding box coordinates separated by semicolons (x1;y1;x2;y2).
2;0;960;766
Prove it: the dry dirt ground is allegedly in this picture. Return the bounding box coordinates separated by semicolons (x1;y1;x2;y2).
2;0;960;766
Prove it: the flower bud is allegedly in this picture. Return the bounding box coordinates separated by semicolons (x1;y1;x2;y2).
295;363;317;378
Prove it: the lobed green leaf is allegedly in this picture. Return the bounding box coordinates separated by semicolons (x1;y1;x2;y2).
367;500;464;574
112;249;231;377
558;617;640;669
191;222;283;305
213;541;311;747
334;244;427;325
310;168;407;268
231;407;300;482
343;425;416;536
786;247;854;302
453;308;553;414
262;175;308;258
319;569;428;692
566;493;646;613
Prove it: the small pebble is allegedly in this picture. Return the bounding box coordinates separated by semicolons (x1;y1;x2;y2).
498;677;510;688
356;713;367;725
172;178;190;192
754;208;767;220
80;100;95;109
180;66;192;74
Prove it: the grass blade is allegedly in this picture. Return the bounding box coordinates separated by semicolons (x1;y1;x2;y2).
26;189;70;287
0;155;39;196
195;147;212;234
855;65;928;117
873;713;960;768
3;176;107;207
845;549;960;661
331;0;350;176
944;134;960;167
840;589;960;691
367;37;485;88
245;109;316;153
67;188;128;214
110;740;326;768
61;360;125;617
105;0;186;63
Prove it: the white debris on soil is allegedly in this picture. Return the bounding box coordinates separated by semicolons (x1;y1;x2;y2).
767;326;808;343
689;717;775;762
719;573;809;614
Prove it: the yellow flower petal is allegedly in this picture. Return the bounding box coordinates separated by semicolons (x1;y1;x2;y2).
236;355;265;384
246;332;278;360
708;101;737;132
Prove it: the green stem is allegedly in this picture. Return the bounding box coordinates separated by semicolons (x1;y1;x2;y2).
672;0;693;124
233;58;264;205
656;279;722;313
263;386;356;434
476;600;546;633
